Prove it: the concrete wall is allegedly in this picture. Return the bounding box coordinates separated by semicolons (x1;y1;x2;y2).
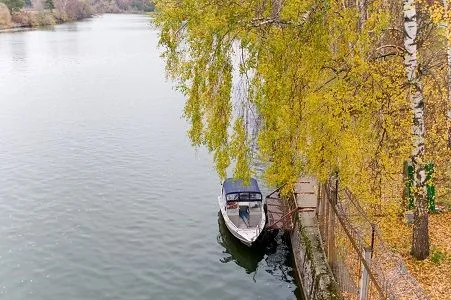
290;212;341;300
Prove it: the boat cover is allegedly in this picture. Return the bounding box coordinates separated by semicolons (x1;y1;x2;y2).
223;178;262;197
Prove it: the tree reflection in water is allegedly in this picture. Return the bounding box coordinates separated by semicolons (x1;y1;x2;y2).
216;211;303;299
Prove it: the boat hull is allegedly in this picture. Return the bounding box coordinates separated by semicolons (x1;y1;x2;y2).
218;196;265;247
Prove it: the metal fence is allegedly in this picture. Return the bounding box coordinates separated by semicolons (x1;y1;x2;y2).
317;179;427;300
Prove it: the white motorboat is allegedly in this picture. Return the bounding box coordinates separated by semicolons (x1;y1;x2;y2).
218;178;266;246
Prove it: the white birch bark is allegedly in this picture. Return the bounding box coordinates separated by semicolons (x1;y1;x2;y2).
403;0;429;260
445;0;451;148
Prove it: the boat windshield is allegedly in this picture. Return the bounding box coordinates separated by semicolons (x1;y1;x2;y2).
226;192;262;202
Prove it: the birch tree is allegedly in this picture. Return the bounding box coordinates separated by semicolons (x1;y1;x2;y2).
403;0;429;260
154;0;448;260
445;0;451;148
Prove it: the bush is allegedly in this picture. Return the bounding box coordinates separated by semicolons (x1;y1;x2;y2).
11;10;31;25
44;0;53;10
36;11;55;25
430;248;446;265
11;10;56;26
52;9;67;22
0;3;11;28
0;0;25;12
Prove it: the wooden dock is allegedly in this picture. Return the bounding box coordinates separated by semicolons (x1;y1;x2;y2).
266;190;293;230
265;177;318;230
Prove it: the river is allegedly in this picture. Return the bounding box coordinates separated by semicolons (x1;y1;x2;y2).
0;14;301;299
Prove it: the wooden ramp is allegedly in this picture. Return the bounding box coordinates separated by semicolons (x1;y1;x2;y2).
265;184;296;230
265;177;318;230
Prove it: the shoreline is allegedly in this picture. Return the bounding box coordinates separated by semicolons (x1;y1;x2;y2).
0;11;150;34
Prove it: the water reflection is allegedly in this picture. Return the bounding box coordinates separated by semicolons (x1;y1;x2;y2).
11;37;27;63
60;22;79;32
217;212;304;298
217;212;265;273
0;14;303;299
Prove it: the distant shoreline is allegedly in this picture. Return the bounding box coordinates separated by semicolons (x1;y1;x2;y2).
0;12;150;34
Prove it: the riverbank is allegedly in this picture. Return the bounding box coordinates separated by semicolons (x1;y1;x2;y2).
0;11;151;33
0;0;154;32
268;178;341;299
0;10;58;31
290;179;341;300
0;11;152;33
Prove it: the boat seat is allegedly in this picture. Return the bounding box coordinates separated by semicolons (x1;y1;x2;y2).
228;215;248;229
239;206;250;226
248;214;262;227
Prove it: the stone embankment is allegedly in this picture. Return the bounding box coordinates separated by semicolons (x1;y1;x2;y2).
289;178;341;299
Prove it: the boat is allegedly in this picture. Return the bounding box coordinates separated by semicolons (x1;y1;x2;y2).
216;212;264;273
218;178;266;246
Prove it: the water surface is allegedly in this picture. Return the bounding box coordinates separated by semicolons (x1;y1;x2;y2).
0;14;301;299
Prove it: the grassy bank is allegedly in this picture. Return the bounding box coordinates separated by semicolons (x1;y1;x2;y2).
5;10;58;29
0;5;88;31
0;0;154;31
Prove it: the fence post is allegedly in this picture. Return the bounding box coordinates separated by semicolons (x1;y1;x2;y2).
320;184;326;230
370;224;375;257
324;187;330;255
328;176;338;269
359;247;372;300
316;183;321;217
328;197;336;268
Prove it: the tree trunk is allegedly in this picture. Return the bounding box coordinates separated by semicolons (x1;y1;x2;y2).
445;0;451;148
411;207;429;259
271;0;283;20
403;0;429;260
358;0;368;31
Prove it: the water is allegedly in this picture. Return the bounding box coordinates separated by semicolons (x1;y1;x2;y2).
0;14;301;299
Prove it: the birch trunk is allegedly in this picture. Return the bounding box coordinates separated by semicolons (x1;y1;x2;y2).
445;0;451;148
403;0;429;260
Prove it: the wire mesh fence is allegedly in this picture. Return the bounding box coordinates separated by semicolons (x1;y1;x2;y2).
317;179;427;300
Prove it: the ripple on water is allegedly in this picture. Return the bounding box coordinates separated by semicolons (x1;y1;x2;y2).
0;14;301;300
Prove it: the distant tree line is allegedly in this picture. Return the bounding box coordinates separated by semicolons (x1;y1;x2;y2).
0;0;154;20
0;0;25;12
0;0;153;28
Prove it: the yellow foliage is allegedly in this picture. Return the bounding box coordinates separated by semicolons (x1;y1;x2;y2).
0;3;11;28
153;0;450;214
